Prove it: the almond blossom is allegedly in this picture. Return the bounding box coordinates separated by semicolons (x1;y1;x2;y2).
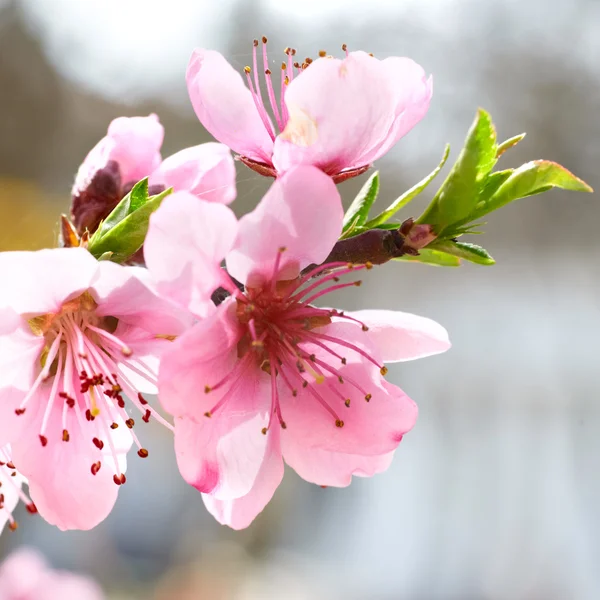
71;114;236;236
0;248;191;530
0;548;104;600
145;165;450;529
186;38;432;182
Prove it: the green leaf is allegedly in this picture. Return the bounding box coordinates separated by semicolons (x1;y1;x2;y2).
428;239;495;265
417;109;497;231
342;171;380;232
496;133;526;158
364;145;450;229
88;185;173;263
395;248;461;267
469;160;593;221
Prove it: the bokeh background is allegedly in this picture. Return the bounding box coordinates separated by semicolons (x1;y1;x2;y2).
1;0;599;597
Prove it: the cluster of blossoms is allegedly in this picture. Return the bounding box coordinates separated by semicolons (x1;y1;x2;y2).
0;37;451;534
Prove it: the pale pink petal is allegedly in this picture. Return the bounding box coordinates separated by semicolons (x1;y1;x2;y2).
73;114;163;196
0;318;44;393
283;446;394;487
357;58;432;165
0;446;27;534
0;248;98;315
151;143;236;205
144;191;239;317
11;396;129;531
226;166;343;285
91;261;193;335
343;309;451;363
272;52;396;176
175;413;270;500
187;49;273;163
0;387;40;447
202;426;284;529
157;302;244;419
105;114;164;184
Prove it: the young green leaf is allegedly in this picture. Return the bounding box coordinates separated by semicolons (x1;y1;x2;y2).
496;133;526;158
88;186;173;263
469;160;593;220
428;239;495;265
395;248;461;267
364;144;450;228
417;109;497;231
342;171;380;232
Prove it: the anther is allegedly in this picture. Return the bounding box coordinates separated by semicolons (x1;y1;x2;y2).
338;376;344;384
137;393;148;405
26;503;37;514
292;389;298;397
113;474;122;486
344;399;351;407
354;281;362;287
318;50;327;57
39;435;47;447
142;409;151;423
261;427;268;435
341;43;348;51
92;437;104;450
125;418;135;429
6;462;14;470
121;346;132;357
365;261;373;269
204;386;211;394
262;35;268;44
380;366;388;376
8;521;18;532
341;358;347;365
110;422;119;429
62;429;70;442
302;381;308;388
137;448;149;458
362;325;369;332
335;419;344;428
265;68;272;75
281;62;287;70
253;39;259;47
204;411;212;418
365;394;372;402
281;421;287;429
14;408;25;416
91;461;101;476
244;66;251;74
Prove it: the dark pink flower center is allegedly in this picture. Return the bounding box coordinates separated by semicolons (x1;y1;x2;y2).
22;292;168;484
204;255;387;434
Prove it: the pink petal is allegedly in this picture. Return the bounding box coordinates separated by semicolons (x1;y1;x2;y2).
357;57;432;165
0;387;39;448
11;396;130;531
91;261;193;335
105;114;164;184
73;114;163;195
226;166;343;285
144;191;239;317
272;52;396;176
344;309;451;362
186;49;274;164
174;413;270;500
202;426;284;529
0;446;27;534
283;446;394;487
151;143;236;205
0;248;99;315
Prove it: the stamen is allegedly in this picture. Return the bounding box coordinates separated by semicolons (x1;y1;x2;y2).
342;43;349;57
261;38;283;131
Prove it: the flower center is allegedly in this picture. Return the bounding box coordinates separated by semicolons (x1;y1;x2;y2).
22;291;169;484
204;254;388;434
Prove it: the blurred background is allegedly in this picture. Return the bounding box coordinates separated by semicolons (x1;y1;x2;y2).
1;0;599;597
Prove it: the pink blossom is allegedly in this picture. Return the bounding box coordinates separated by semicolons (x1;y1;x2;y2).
0;548;104;600
186;38;432;182
0;445;36;534
71;114;236;235
145;165;450;529
0;248;191;531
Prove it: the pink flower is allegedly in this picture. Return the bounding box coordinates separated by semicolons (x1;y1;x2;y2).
145;165;450;529
0;444;36;534
0;548;104;600
186;38;432;182
0;248;191;530
71;114;236;235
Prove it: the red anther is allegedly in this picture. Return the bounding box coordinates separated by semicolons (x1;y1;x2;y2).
6;462;15;470
39;435;48;447
14;408;25;416
117;397;125;408
62;429;70;442
110;422;119;429
125;418;135;429
85;409;92;421
26;503;38;514
137;393;148;405
335;419;344;428
92;437;104;450
113;474;122;486
137;448;149;458
91;461;101;476
142;409;151;423
119;473;126;484
66;397;75;408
